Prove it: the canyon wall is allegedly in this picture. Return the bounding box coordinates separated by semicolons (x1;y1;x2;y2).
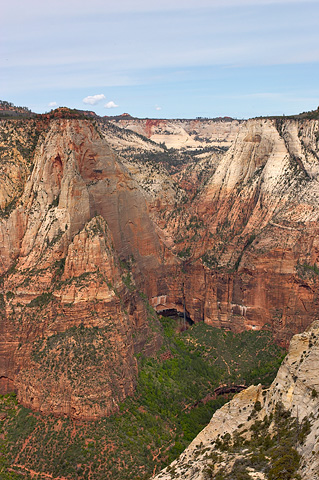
1;112;319;418
0;117;177;418
108;117;242;149
171;118;319;346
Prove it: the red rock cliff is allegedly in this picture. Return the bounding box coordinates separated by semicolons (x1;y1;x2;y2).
1;115;319;418
0;118;178;418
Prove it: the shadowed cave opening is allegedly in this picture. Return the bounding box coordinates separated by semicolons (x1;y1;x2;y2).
158;307;194;331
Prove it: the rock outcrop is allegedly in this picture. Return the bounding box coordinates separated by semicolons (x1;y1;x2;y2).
174;118;319;346
0;117;174;418
105;116;319;347
108;117;241;150
152;320;319;480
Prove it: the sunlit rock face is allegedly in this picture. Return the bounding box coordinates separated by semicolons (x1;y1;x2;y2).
0;118;172;418
178;118;319;346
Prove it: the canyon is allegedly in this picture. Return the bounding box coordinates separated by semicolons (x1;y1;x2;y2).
0;103;319;478
1;106;319;419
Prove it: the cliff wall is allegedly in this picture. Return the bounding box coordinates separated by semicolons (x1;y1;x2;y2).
1;114;319;418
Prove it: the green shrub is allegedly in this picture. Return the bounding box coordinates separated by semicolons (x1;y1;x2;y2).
27;292;53;307
1;324;287;480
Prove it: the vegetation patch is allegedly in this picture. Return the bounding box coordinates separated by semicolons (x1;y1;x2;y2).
29;324;126;397
204;402;308;479
1;322;286;480
27;292;53;308
295;261;319;279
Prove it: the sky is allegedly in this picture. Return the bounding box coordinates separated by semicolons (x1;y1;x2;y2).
1;0;319;119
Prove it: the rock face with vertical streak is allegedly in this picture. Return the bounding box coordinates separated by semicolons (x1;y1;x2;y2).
175;118;319;346
0;117;177;418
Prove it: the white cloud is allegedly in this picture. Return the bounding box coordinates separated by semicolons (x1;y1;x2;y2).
83;94;106;105
48;101;57;107
155;106;162;111
104;101;119;109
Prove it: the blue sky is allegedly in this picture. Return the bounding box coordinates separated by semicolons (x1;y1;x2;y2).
2;0;319;118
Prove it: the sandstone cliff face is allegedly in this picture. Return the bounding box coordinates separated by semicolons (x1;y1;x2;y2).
0;119;46;211
152;321;319;480
0;118;171;418
1;113;319;420
98;120;185;215
172;118;319;345
109;118;241;150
